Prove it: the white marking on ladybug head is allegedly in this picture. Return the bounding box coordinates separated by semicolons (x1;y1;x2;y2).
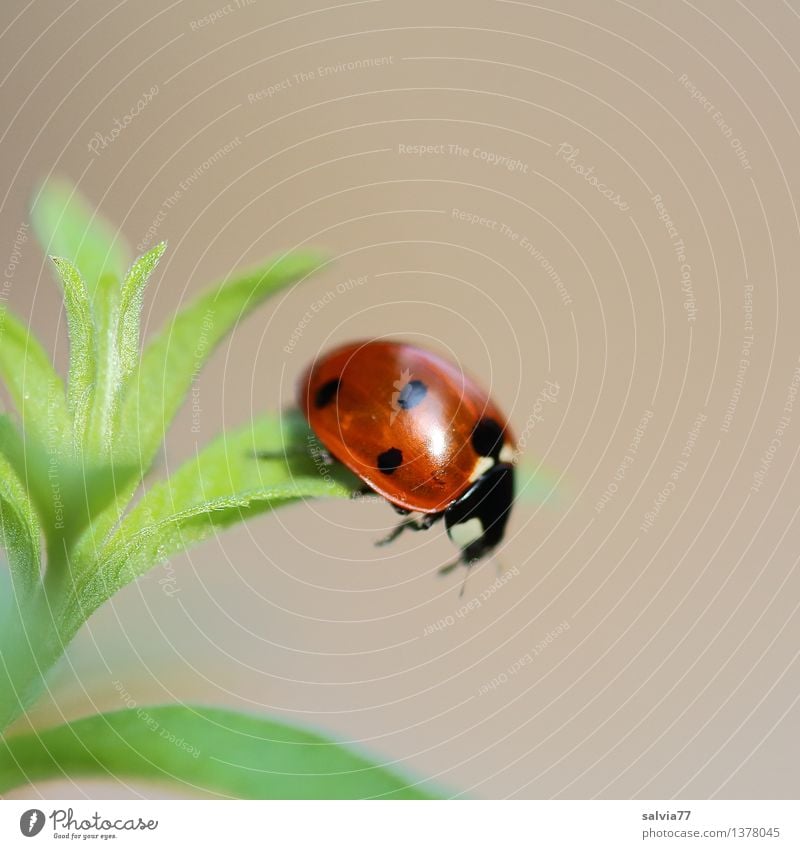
447;517;484;549
469;455;495;482
499;443;515;464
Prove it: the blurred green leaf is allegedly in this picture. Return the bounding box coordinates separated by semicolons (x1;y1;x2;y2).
0;706;436;799
0;448;41;598
515;461;565;506
0;415;129;556
115;251;326;477
30;179;129;301
0;309;71;452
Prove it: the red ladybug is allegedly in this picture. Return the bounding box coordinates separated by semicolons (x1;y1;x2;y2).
298;340;516;571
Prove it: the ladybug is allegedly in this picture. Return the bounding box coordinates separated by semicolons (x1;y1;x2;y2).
298;340;516;572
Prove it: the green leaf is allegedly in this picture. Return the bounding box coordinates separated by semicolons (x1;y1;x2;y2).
67;412;355;633
30;179;129;301
50;257;95;441
515;462;566;506
0;308;71;452
0;448;41;597
115;251;326;477
0;706;436;798
117;242;166;388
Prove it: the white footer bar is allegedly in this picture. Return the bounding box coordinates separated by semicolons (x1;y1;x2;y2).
1;799;796;848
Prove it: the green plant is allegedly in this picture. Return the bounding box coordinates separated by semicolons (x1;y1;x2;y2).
0;180;434;799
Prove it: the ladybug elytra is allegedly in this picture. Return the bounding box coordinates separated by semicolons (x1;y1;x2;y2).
298;340;516;572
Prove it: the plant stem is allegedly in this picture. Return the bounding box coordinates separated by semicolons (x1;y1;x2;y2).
0;593;65;734
0;554;75;734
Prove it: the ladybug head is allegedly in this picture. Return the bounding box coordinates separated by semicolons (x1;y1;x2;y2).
443;463;515;568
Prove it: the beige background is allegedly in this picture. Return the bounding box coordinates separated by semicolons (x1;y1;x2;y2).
1;0;799;799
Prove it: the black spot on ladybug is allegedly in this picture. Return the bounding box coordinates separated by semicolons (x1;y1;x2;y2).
377;447;403;474
397;379;427;410
471;418;504;459
314;377;341;409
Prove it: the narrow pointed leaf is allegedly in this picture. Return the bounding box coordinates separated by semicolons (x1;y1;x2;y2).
117;242;166;387
50;257;95;436
0;707;437;798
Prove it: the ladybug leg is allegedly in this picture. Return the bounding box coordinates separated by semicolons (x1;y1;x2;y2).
252;448;302;460
375;512;442;547
438;554;477;579
438;557;463;576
